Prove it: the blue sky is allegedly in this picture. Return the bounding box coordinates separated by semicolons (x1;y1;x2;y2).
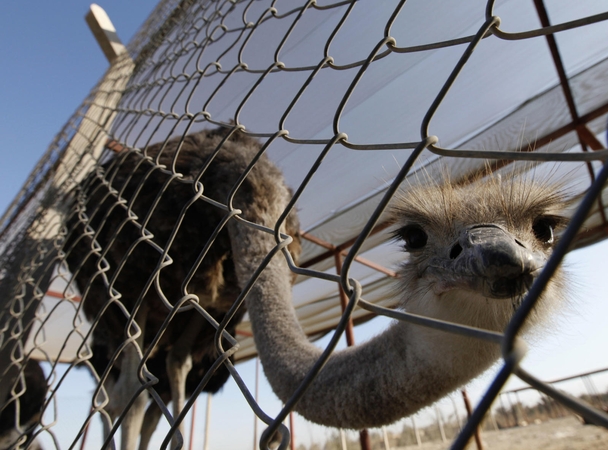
0;2;155;216
1;2;608;449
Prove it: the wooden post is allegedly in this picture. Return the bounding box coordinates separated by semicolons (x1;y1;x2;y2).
340;430;348;450
382;426;391;449
203;394;212;450
54;4;134;188
451;395;464;431
188;399;197;450
85;4;128;64
489;407;499;431
411;417;422;447
435;404;447;443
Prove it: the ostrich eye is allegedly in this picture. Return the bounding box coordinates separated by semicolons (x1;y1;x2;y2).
532;217;555;244
397;225;428;250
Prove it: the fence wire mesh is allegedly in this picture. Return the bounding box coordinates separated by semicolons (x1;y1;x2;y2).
1;1;608;449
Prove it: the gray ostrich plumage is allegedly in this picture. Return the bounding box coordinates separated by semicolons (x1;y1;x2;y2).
230;173;569;430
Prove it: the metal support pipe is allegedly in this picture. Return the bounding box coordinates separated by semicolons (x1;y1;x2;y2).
335;253;369;450
254;357;260;450
533;0;608;225
461;390;484;450
289;413;296;450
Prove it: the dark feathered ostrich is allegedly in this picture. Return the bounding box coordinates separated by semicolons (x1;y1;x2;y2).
0;359;47;450
63;127;301;450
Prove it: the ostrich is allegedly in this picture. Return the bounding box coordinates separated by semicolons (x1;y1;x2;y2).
228;172;569;431
63;127;301;450
0;359;47;450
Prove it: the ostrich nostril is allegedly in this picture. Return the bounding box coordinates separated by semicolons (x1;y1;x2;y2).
515;239;526;248
449;243;463;259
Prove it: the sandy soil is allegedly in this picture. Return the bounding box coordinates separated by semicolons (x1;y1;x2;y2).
394;416;608;450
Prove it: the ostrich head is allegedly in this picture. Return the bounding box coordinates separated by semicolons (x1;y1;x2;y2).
391;175;568;332
230;170;570;435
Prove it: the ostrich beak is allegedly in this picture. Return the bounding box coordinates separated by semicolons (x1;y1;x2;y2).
430;224;546;299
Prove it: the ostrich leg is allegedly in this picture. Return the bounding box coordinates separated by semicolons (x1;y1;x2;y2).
99;376;118;450
104;306;149;450
118;343;149;450
165;314;204;447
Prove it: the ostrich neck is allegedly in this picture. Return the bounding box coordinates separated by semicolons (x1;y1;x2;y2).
230;223;499;429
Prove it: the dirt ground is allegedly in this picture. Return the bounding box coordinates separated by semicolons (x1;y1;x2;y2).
394;416;608;450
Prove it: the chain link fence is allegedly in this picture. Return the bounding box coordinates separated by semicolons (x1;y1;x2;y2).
1;1;608;449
